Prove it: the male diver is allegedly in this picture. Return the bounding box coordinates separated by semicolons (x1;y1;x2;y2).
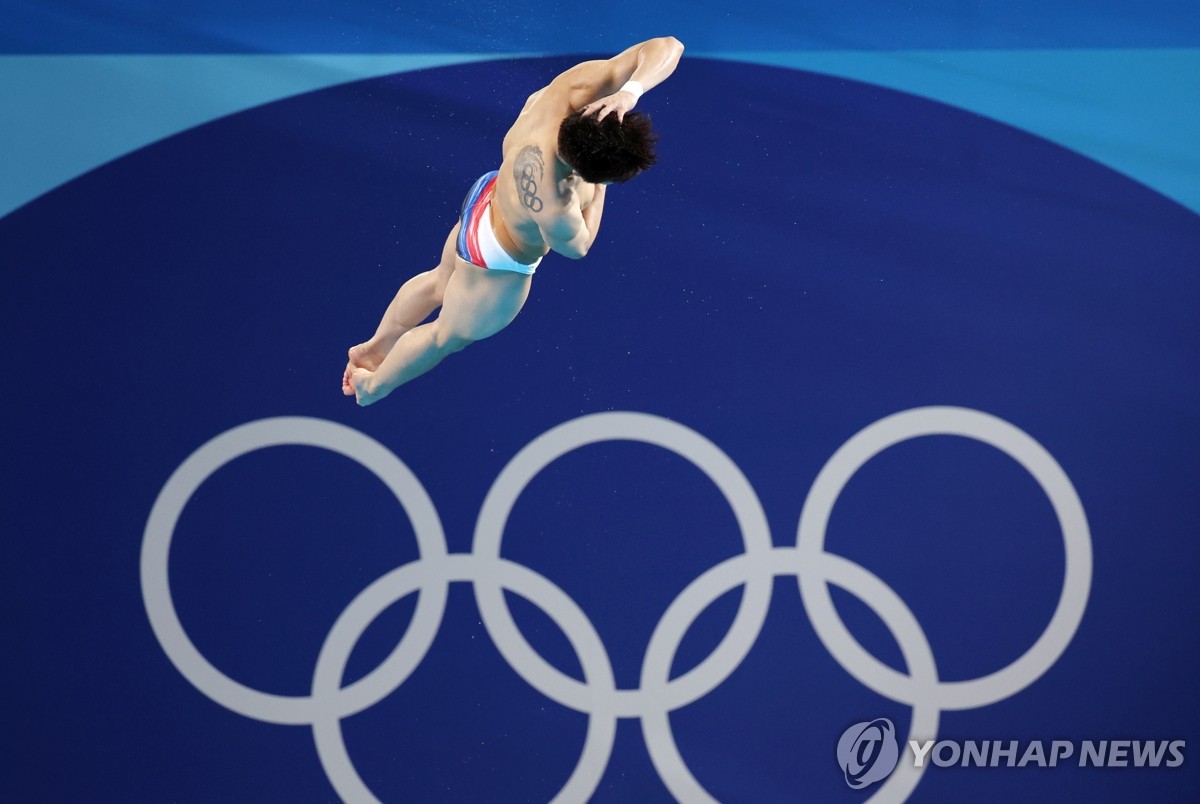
342;36;685;406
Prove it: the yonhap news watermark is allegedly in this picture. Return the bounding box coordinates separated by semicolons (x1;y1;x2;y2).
908;737;1186;769
837;719;1186;790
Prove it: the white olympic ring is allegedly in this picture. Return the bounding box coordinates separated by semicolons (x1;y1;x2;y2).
140;407;1092;803
141;417;449;725
472;412;774;718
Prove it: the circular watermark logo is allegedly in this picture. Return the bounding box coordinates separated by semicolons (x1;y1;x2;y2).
838;718;900;789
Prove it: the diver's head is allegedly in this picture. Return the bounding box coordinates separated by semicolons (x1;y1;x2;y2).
557;110;659;184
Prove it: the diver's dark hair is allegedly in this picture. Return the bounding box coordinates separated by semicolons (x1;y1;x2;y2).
557;110;658;184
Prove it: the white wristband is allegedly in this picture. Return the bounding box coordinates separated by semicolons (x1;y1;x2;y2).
620;80;644;100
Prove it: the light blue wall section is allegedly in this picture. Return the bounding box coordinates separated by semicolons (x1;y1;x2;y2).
735;49;1200;215
0;54;510;220
3;49;1198;220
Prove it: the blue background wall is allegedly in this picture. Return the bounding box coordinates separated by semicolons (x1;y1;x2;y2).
2;2;1198;802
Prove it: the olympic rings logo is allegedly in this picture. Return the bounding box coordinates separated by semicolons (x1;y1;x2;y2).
140;407;1092;803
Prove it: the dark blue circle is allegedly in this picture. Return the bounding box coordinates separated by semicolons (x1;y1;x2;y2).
2;57;1198;802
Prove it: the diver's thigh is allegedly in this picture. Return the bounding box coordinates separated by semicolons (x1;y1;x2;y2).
431;223;462;293
438;260;532;341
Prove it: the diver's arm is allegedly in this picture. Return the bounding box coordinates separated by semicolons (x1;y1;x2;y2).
579;37;685;120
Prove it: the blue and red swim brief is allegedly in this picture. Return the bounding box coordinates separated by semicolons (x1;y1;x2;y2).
456;170;542;275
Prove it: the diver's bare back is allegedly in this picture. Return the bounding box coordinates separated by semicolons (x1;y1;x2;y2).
489;67;609;263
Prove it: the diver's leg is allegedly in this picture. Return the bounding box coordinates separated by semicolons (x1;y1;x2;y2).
342;224;460;394
348;260;531;405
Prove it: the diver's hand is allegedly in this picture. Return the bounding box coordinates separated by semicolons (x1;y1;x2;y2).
580;89;637;123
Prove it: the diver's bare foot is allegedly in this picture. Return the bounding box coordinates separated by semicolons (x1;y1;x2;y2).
349;342;387;371
349;367;385;407
342;342;387;395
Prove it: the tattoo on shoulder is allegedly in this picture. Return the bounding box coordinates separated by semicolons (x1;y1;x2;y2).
515;145;545;213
